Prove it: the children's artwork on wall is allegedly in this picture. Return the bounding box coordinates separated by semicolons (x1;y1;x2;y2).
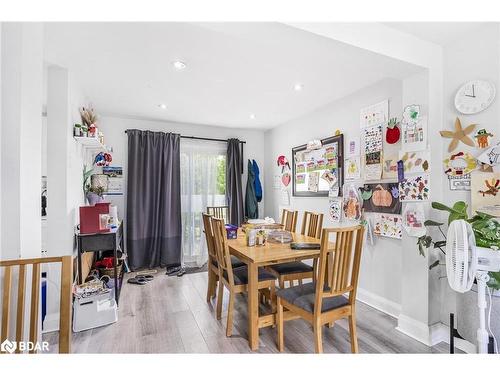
402;115;427;152
443;151;477;176
360;183;401;214
385;118;401;144
282;171;291;187
471;171;500;217
474;129;494;149
292;135;344;197
365;163;383;181
342;183;362;222
402;104;420;126
346;136;360;157
402;203;426;237
373;213;403;239
360;100;389;128
401;105;425;151
329;198;342;222
382;154;399;179
439;117;476;152
308;171;320;192
399;150;430;175
448;175;471;191
399;174;430;202
365;151;382;181
477;141;500;166
345;156;361;180
364;124;383;154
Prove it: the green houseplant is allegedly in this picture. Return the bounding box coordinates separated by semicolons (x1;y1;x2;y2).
417;201;500;289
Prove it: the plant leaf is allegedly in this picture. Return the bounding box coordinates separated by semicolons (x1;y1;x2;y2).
433;240;447;249
429;260;440;270
452;201;468;214
424;220;444;227
431;202;453;212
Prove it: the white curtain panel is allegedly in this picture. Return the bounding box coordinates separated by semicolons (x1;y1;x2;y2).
180;139;226;267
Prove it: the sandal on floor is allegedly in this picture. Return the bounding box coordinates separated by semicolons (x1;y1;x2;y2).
166;266;182;275
127;277;147;285
176;268;186;277
136;275;153;282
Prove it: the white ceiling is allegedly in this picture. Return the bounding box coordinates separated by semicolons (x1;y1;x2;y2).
44;22;423;129
382;22;487;46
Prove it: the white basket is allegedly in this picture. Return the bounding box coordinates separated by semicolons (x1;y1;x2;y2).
73;291;117;332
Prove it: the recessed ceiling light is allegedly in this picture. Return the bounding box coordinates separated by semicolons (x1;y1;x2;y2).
293;83;303;92
172;61;186;71
249;114;256;120
158;104;167;109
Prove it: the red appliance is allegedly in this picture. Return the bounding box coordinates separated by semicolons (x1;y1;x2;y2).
79;202;110;234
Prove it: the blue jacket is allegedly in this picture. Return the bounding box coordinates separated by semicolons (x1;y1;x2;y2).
253;159;262;202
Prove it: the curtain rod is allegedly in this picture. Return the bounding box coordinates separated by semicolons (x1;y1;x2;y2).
124;130;246;144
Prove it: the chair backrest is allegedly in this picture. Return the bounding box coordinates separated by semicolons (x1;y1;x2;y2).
281;209;298;232
0;256;73;353
202;213;217;262
206;206;229;223
314;225;365;314
300;211;324;239
211;217;235;286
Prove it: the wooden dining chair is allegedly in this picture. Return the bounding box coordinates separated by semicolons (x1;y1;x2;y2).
206;206;229;223
280;209;298;232
211;217;277;337
202;213;245;302
276;225;365;353
1;256;73;353
268;211;323;288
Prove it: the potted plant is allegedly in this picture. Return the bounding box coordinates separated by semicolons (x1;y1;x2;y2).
417;201;500;349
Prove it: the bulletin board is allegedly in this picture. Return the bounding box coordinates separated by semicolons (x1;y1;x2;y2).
292;135;344;197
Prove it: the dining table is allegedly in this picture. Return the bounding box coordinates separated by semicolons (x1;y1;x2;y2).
227;229;322;351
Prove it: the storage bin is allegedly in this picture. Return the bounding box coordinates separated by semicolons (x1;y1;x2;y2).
73;290;117;332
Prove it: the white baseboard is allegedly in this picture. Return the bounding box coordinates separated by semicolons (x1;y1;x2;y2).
42;312;60;333
356;287;401;318
396;315;449;347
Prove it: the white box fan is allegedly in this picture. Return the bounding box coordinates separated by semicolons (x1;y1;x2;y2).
446;219;500;353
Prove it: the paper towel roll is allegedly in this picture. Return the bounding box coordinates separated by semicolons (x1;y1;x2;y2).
109;204;118;225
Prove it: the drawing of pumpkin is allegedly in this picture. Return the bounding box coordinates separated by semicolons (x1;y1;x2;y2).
372;185;393;207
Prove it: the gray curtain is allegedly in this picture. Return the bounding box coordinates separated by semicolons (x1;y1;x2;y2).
245;159;258;219
226;138;244;226
126;130;182;270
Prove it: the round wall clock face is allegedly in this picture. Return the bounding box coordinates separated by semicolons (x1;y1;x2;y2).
455;80;496;114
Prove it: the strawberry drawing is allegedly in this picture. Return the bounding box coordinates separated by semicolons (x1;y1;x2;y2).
386;117;401;144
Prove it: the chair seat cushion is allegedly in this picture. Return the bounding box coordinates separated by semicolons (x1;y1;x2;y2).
211;256;245;269
269;261;313;275
224;266;277;285
276;282;349;313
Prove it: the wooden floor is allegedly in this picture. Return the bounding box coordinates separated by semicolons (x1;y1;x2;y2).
44;270;452;353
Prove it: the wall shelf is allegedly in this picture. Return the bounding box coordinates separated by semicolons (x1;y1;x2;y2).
74;136;109;153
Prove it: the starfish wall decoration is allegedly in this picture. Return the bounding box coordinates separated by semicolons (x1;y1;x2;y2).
439;117;476;152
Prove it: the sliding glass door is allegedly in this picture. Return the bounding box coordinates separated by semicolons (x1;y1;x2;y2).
180;139;226;267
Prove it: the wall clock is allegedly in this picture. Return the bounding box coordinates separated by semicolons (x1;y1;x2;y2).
455;80;495;114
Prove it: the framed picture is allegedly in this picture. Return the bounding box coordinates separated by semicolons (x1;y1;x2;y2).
292;134;344;197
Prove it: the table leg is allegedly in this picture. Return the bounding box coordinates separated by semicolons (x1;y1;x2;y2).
248;263;259;350
114;246;118;306
77;238;83;284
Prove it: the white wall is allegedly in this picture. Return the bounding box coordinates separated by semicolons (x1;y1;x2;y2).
438;23;500;326
98;116;266;223
264;78;408;309
43;65;86;332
